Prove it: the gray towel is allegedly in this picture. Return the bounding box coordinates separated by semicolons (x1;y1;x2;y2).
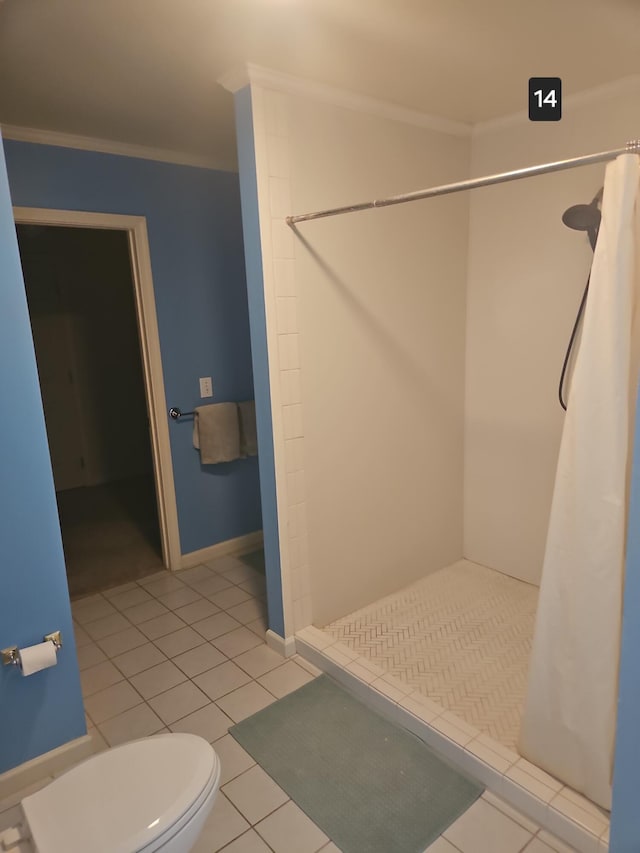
238;400;258;457
193;403;240;464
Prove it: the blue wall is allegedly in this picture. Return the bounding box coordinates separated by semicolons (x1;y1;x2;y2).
3;139;262;555
234;87;285;637
0;132;86;773
610;383;640;851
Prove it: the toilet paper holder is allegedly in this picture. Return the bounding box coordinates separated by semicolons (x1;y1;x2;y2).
1;631;62;666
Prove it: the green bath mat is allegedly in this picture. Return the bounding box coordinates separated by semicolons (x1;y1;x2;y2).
230;675;483;853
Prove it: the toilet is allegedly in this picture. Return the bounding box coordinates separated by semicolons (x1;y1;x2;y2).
1;733;221;853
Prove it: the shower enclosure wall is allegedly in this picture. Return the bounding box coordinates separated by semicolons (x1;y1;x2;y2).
228;67;640;848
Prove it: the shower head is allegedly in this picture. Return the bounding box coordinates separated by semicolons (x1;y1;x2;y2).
562;188;603;250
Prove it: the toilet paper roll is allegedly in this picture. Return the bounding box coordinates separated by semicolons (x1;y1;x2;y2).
19;641;58;676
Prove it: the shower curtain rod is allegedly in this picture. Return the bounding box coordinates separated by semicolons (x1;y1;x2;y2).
286;139;640;226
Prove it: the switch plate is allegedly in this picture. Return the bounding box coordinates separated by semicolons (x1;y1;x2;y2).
199;377;213;398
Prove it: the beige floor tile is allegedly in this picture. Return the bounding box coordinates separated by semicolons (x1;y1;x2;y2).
111;642;167;677
129;660;187;699
80;660;124;696
234;644;285;678
98;703;164;746
424;839;460;852
193;612;242;641
154;626;205;657
204;555;243;573
215;682;276;723
109;586;154;611
140;575;186;596
223;765;289;825
76;642;107;671
173;642;227;678
83;612;130;640
175;599;220;624
136;570;171;586
193;575;234;597
191;792;250;853
87;727;109;754
238;577;266;597
523;839;561;852
213;734;256;785
170;702;233;742
255;801;328;853
443;799;534;853
148;680;210;725
246;616;268;637
83;680;143;724
257;661;314;698
102;581;139;599
97;626;148;658
124;599;170;625
217;829;273;852
73;623;92;647
318;844;342;853
208;587;253;611
226;598;267;626
72;596;117;625
219;563;260;584
195;661;252;701
212;627;263;658
139;612;186;640
156;586;202;610
177;565;216;586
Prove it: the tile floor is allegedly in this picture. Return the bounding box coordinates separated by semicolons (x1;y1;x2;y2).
326;560;538;750
0;552;577;852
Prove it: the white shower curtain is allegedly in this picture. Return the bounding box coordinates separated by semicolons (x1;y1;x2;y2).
519;153;640;810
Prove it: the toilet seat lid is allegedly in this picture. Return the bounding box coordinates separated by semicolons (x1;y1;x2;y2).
22;733;218;853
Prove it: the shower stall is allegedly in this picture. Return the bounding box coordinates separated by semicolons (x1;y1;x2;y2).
229;72;640;851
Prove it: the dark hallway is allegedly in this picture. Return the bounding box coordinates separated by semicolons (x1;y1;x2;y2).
17;224;163;597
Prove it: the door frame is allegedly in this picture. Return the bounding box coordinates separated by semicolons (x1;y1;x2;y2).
13;206;181;570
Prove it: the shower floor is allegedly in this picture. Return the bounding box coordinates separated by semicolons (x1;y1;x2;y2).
324;559;538;751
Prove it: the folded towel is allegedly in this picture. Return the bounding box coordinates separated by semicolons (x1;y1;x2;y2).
193;403;240;464
238;400;258;457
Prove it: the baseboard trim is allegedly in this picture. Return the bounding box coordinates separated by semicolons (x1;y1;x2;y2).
266;629;297;658
0;734;96;803
179;531;264;570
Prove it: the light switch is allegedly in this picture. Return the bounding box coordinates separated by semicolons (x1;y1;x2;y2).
199;377;213;398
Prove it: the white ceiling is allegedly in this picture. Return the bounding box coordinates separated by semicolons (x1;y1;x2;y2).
0;0;639;170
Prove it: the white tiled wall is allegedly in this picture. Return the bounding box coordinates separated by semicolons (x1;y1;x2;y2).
249;85;313;636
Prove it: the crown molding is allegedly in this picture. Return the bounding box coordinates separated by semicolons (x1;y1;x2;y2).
219;63;472;138
0;123;238;172
218;66;251;95
473;74;640;137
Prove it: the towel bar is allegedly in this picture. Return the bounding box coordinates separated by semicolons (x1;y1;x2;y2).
169;407;194;420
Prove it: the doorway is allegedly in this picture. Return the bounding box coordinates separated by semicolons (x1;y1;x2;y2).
14;209;181;596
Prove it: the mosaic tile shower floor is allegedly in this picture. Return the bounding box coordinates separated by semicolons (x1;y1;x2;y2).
325;560;538;750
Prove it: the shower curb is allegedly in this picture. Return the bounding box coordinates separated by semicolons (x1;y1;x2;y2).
295;626;609;853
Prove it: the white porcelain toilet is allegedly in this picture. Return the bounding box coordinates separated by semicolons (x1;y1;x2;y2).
1;733;221;853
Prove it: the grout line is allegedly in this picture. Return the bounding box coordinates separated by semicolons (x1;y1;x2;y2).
221;771;292;823
72;558;577;853
217;828;277;853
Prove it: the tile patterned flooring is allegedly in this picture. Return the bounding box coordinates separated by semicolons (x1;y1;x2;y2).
0;552;575;852
325;560;538;750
